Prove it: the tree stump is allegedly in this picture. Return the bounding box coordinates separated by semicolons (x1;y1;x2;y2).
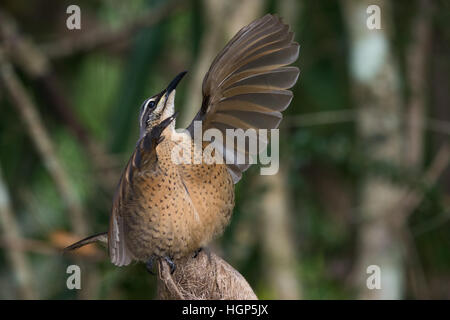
157;249;257;300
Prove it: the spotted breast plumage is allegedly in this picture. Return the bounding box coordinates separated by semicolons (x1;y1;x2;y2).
65;14;299;272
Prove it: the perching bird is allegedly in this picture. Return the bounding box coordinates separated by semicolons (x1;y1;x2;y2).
65;14;299;273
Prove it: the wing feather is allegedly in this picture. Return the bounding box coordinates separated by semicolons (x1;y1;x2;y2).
187;14;300;183
108;152;140;267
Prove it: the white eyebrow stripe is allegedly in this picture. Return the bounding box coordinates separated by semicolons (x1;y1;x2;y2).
139;98;153;127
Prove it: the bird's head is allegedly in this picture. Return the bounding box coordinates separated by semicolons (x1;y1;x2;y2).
138;71;187;138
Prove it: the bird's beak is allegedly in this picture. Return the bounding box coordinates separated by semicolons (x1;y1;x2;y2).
152;71;187;120
159;71;187;115
165;71;187;96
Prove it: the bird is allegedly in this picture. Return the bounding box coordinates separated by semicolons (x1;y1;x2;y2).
64;14;300;273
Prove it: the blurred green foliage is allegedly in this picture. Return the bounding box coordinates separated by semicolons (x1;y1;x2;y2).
0;0;449;299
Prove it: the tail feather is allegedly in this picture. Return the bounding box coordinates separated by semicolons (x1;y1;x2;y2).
63;232;108;252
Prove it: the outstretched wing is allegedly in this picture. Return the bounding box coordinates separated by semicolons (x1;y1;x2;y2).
108;136;153;266
186;14;299;183
108;154;136;267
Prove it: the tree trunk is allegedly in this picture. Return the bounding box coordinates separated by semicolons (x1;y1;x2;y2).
343;0;405;299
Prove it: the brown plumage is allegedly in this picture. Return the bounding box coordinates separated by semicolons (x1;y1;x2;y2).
65;14;299;271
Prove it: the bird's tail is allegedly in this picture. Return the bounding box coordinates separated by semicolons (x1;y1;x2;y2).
63;232;108;252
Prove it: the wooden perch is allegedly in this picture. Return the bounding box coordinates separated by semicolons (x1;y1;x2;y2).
64;234;257;299
157;249;257;300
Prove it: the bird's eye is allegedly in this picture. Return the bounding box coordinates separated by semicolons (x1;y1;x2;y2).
148;101;156;108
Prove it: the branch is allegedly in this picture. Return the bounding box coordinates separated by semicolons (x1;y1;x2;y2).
282;109;356;128
0;236;56;256
0;165;37;299
0;53;89;236
399;143;450;220
404;0;432;168
40;0;186;59
356;143;450;227
0;8;120;191
0;234;106;262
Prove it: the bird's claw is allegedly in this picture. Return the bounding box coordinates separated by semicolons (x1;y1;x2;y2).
164;256;176;274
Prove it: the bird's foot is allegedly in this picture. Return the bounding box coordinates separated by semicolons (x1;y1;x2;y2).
163;256;176;274
145;256;156;275
193;247;203;258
